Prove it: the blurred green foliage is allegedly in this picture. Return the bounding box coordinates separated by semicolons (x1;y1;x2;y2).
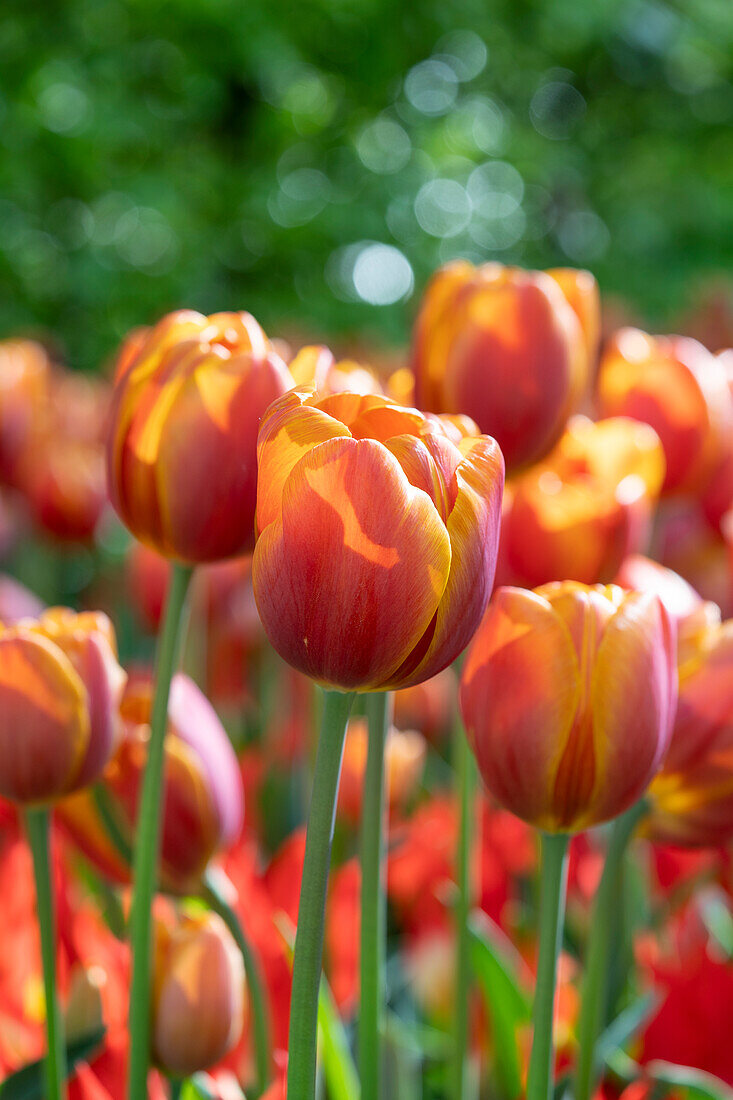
1;0;732;370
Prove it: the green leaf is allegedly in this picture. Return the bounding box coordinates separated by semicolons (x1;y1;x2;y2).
699;890;733;960
594;991;660;1071
317;977;360;1100
468;909;532;1100
0;1026;106;1099
645;1060;733;1100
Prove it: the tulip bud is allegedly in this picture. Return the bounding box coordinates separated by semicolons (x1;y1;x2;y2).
19;437;107;543
0;574;44;624
499;416;665;588
460;582;677;832
597;329;733;495
59;671;243;891
0;609;126;804
289;345;383;396
0;339;52;485
107;309;293;562
647;618;733;847
252;389;504;691
152;911;245;1078
412;262;591;470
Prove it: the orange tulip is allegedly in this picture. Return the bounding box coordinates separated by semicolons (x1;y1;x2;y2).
152;911;245;1077
59;671;244;892
597;328;733;495
252;389;504;691
546;268;601;373
337;717;426;824
289;344;383;397
460;582;677;832
0;339;51;486
107;309;293;562
499;416;665;587
0;609;125;804
19;437;107;543
411;262;592;470
648;618;733;847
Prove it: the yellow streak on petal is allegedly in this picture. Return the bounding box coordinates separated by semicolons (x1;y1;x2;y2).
133;376;187;464
193;366;241;433
303;459;400;568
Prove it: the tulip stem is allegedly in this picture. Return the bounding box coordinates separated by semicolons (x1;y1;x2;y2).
359;690;391;1100
287;688;356;1100
452;718;477;1100
202;869;272;1099
526;831;569;1100
168;1079;183;1100
25;807;67;1100
127;563;193;1100
574;800;648;1100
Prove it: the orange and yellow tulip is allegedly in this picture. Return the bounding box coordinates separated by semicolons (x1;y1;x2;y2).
289;344;384;397
0;609;125;804
107;309;293;562
648;617;733;847
597;329;733;495
152;911;245;1078
499;416;665;587
411;262;593;470
460;582;677;832
60;670;244;892
252;389;504;691
0;339;51;486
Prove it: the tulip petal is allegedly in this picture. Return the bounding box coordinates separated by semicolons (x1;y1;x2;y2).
0;631;89;802
386;436;504;689
460;587;581;828
253;436;451;690
255;390;352;535
589;592;677;825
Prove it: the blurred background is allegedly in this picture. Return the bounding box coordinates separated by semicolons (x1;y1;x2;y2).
1;0;733;371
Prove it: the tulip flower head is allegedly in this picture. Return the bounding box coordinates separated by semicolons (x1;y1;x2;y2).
337;717;426;824
412;262;593;470
289;344;384;396
252;389;504;691
152;910;245;1078
499;416;666;588
60;671;244;892
107;309;293;562
597;329;733;495
460;582;677;833
0;609;126;804
648;618;733;847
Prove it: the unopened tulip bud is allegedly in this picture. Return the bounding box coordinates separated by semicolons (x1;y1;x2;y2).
461;582;677;832
152;911;245;1078
252;389;504;691
597;329;733;495
412;262;592;470
60;671;243;891
0;609;125;804
107;309;293;562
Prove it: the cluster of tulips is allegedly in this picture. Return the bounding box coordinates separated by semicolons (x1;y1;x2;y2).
0;262;732;1100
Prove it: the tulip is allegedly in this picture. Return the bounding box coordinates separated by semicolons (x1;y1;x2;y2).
253;389;504;692
499;416;665;588
546;268;601;372
289;344;383;396
19;437;107;544
0;609;125;805
60;671;243;892
647;618;733;847
0;339;51;486
411;262;591;470
0;574;44;624
461;581;676;832
107;309;293;564
597;328;733;495
462;582;676;1100
152;911;245;1078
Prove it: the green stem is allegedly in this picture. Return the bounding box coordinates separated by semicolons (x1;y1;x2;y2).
358;690;391;1100
574;800;648;1100
526;831;570;1100
127;563;193;1100
202;869;272;1099
25;807;67;1100
168;1078;183;1100
452;721;476;1100
287;689;355;1100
